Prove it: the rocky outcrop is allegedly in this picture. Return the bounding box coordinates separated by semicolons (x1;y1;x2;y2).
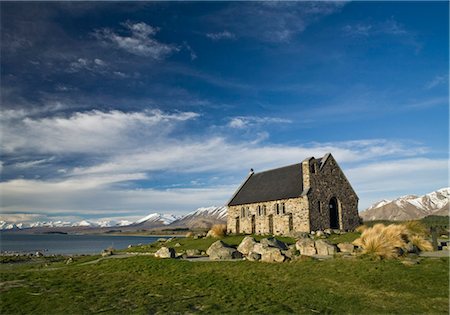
260;247;285;263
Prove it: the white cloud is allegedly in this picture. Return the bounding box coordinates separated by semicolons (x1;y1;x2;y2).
206;30;236;41
228;116;292;129
1;109;200;154
94;21;179;59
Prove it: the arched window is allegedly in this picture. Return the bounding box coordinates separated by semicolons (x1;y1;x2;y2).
275;203;280;215
281;203;286;214
246;206;250;217
241;207;245;218
257;205;261;216
310;163;316;174
262;205;266;216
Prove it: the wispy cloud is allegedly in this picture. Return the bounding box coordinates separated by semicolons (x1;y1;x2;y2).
425;74;448;90
93;21;179;59
206;30;236;41
208;2;346;43
342;18;408;38
67;57;108;73
228;116;292;129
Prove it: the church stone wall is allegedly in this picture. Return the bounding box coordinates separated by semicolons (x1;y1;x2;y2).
227;196;310;235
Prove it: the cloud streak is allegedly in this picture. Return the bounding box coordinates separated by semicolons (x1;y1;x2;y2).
93;21;179;59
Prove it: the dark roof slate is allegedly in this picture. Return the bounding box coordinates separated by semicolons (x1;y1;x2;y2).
228;163;304;206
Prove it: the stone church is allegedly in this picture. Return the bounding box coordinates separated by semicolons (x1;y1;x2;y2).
226;153;359;235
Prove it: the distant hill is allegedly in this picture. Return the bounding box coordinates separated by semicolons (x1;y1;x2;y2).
360;188;449;221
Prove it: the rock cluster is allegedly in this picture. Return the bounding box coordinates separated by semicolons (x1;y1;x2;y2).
204;235;355;262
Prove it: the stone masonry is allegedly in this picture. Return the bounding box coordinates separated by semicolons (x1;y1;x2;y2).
227;153;359;236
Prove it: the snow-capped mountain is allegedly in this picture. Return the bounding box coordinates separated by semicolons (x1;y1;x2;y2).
0;207;226;231
132;213;180;228
169;206;227;229
360;187;449;221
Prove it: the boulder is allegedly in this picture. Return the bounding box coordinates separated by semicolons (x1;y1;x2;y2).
315;230;325;237
237;236;257;255
186;249;201;256
252;243;267;255
337;243;355;254
157;238;167;242
154;247;176;259
324;228;333;235
246;252;261;262
206;241;242;260
295;238;316;256
283;247;300;259
260;237;288;250
65;257;73;264
101;249;113;257
35;251;44;257
174;243;181;247
315;240;336;256
260;247;285;263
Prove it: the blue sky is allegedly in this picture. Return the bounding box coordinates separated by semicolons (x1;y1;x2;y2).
0;1;448;224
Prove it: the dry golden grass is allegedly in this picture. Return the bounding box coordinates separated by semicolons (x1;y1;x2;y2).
353;223;434;259
355;225;368;233
207;224;227;238
410;235;433;252
403;220;428;237
353;224;408;259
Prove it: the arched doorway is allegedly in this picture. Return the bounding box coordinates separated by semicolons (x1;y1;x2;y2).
329;197;339;229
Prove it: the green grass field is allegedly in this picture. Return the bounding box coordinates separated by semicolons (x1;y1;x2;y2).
1;253;448;314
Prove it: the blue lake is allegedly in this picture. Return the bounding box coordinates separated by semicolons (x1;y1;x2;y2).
0;233;167;255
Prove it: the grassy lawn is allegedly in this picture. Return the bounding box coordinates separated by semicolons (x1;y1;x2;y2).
1;254;448;314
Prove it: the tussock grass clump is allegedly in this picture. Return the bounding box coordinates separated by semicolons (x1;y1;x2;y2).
403;220;428;237
355;225;368;233
185;231;194;238
207;224;227;238
353;224;408;259
410;235;433;252
353;222;433;259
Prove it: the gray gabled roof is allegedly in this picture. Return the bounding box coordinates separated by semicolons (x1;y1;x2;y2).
227;163;304;206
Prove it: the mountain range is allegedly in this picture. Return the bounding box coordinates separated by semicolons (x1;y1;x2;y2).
2;188;448;231
0;206;226;232
360;187;449;221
